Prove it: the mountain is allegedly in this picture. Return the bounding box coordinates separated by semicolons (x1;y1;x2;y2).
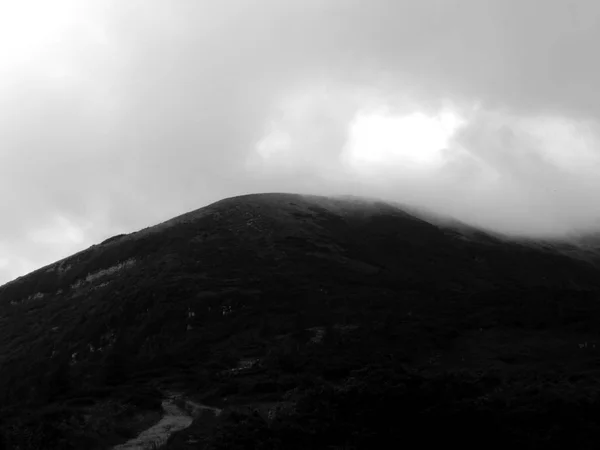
2;192;600;449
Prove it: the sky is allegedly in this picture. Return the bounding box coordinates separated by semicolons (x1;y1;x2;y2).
2;0;600;284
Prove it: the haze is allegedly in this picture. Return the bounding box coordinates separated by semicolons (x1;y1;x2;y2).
2;0;600;284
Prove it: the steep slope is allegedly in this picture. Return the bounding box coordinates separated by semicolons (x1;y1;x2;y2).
2;192;600;449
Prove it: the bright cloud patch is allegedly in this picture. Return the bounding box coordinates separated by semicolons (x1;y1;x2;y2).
250;82;468;179
0;0;111;81
0;0;79;67
342;107;466;175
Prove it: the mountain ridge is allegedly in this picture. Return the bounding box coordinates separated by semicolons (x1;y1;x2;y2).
3;192;599;297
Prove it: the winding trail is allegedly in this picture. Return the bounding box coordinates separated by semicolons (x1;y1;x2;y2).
112;392;222;450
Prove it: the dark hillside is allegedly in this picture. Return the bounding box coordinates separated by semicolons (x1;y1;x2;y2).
2;193;600;448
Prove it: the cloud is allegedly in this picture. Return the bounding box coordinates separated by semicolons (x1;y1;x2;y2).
2;0;600;284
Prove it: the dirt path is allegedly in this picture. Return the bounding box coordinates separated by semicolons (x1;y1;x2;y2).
112;392;222;450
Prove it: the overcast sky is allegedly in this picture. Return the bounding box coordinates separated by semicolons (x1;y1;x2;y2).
2;0;600;284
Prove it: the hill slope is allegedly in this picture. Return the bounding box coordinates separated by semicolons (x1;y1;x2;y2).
2;192;600;449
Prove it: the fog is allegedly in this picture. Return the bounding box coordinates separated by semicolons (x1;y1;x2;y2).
2;0;600;283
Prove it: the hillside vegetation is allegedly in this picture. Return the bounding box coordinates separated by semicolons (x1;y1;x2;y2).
2;193;600;449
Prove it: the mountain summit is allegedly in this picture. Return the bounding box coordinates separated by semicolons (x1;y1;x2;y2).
2;193;600;449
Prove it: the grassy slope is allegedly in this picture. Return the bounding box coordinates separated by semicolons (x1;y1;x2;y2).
1;193;600;448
